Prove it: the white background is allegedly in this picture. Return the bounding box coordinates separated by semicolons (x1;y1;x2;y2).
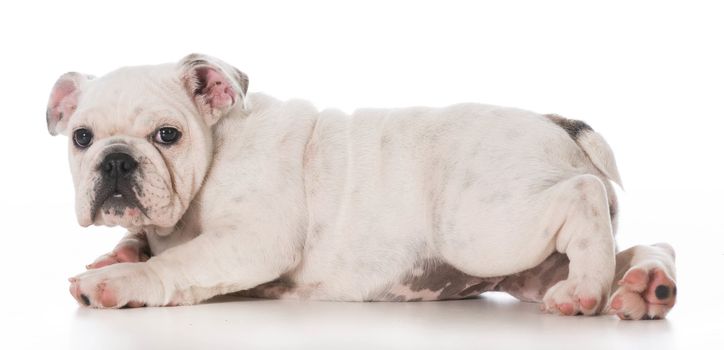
0;0;722;349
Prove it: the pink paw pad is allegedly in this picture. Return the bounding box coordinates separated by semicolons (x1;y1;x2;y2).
609;267;676;320
579;297;598;311
619;268;648;292
557;303;575;315
98;282;118;308
610;295;623;310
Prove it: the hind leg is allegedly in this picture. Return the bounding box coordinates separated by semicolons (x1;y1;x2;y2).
498;243;677;319
537;175;617;315
441;174;616;314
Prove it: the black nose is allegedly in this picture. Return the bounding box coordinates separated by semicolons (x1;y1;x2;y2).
101;153;138;178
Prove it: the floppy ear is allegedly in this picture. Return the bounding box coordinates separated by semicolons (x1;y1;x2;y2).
178;53;249;126
46;72;93;136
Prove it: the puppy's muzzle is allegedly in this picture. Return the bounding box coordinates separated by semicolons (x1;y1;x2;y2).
91;151;147;221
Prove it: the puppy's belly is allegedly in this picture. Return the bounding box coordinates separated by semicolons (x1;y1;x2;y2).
376;261;507;301
237;260;507;301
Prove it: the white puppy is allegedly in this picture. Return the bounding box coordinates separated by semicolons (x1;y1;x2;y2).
47;54;676;319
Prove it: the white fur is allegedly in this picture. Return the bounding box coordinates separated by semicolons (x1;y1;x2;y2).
55;55;626;309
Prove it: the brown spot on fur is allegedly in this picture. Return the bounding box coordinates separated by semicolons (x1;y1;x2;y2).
280;132;292;145
496;253;570;302
578;238;590;250
545;114;593;140
462;170;478;190
388;260;505;301
609;191;618;221
382;294;407;302
590;207;600;217
380;135;391;148
237;279;294;299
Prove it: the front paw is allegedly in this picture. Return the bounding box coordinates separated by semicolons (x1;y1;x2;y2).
86;244;149;270
69;263;165;308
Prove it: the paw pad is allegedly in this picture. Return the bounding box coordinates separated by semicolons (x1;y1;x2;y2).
608;266;676;320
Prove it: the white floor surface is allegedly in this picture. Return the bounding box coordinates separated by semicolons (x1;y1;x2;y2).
2;191;722;350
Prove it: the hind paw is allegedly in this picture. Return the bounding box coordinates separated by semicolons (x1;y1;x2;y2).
607;266;676;320
542;277;608;316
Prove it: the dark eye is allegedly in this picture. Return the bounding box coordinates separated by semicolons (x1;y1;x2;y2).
154;127;181;144
73;128;93;148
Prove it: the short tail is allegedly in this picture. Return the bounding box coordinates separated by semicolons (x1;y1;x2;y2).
545;114;623;188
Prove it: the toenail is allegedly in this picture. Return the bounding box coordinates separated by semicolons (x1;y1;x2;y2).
672;286;677;296
652;316;661;320
80;294;90;306
655;285;670;300
642;315;652;320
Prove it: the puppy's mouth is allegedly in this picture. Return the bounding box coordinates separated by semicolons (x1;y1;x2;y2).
91;182;148;222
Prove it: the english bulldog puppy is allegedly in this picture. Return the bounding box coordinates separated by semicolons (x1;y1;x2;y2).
47;54;676;319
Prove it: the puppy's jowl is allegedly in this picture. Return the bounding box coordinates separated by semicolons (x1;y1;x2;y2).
47;54;676;319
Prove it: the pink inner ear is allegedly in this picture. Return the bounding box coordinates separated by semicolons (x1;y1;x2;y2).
50;80;78;115
198;67;237;109
47;79;80;134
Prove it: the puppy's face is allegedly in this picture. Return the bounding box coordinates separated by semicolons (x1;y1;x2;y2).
46;54;249;231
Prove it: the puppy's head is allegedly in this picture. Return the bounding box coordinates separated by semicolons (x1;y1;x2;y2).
46;54;249;230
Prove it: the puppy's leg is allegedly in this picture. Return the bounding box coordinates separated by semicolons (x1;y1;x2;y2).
538;174;616;316
498;243;677;320
606;243;677;320
69;230;300;308
86;231;150;269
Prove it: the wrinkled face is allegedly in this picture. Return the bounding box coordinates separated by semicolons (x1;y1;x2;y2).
66;66;210;229
46;55;249;231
